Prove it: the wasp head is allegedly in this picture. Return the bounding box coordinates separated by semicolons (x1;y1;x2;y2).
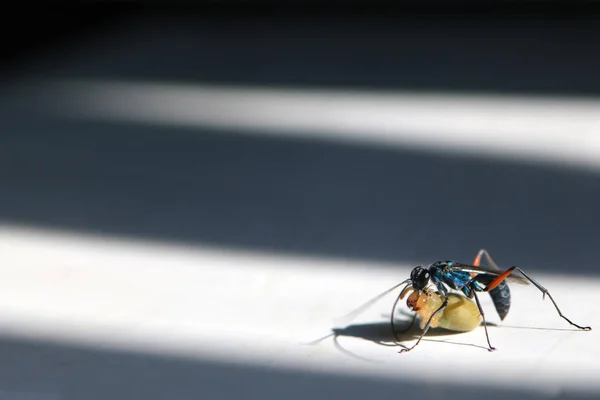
410;266;431;290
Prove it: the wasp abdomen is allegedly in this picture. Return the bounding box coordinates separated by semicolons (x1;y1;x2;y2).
488;280;511;321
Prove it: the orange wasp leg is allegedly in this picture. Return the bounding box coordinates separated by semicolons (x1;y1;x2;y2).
472;248;501;272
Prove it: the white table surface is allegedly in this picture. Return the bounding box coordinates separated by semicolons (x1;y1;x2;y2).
0;225;598;399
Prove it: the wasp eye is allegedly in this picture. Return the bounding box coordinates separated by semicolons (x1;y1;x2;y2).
410;267;421;280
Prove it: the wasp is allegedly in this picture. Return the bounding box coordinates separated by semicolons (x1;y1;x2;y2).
337;249;591;353
392;249;508;337
396;249;591;352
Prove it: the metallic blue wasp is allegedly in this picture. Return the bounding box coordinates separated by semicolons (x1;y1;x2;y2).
390;249;510;345
392;249;591;353
337;249;591;354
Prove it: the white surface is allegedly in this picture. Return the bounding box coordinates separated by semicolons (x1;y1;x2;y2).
0;224;597;398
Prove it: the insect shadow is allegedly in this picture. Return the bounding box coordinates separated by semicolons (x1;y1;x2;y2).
306;313;493;362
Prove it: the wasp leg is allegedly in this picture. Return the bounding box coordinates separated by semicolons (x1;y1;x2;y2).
399;313;417;333
486;266;591;331
398;297;448;354
473;248;500;270
471;290;496;351
390;313;417;344
390;288;416;342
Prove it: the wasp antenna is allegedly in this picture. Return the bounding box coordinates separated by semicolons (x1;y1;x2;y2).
334;279;411;326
